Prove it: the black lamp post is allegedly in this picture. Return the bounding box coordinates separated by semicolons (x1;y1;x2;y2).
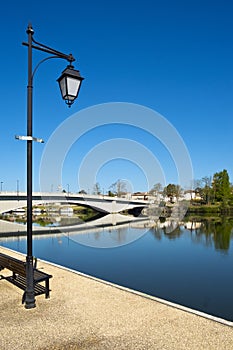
19;24;84;309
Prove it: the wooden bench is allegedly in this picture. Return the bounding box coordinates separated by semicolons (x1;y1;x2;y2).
0;252;52;303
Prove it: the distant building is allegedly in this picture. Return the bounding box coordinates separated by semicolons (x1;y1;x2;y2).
183;190;202;201
119;192;132;199
131;192;148;200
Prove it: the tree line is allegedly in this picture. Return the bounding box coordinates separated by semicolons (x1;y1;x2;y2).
151;169;233;207
80;169;233;207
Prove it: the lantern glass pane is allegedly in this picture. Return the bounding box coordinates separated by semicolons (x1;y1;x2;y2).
67;77;81;97
59;77;67;98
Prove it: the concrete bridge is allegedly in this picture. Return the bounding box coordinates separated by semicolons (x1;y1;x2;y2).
0;192;149;214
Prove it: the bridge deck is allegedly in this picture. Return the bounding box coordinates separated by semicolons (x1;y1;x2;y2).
0;192;149;214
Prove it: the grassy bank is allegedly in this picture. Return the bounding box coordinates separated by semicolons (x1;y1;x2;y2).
187;203;233;215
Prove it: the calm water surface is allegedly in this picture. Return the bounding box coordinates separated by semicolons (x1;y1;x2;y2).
1;216;233;321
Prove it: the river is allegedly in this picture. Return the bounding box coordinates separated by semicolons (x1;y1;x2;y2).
0;215;233;321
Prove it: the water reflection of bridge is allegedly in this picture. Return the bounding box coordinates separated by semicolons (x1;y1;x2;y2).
0;213;151;238
0;192;149;214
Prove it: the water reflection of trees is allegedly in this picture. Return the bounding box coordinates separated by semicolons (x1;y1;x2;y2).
150;216;233;253
196;217;233;252
150;224;183;240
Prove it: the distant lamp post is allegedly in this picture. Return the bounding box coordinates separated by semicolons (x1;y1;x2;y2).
0;182;3;192
17;24;84;309
17;180;19;198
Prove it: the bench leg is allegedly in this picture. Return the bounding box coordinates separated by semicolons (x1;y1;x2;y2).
22;291;26;304
45;279;50;298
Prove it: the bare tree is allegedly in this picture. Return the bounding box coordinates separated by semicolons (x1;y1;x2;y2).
109;179;127;197
149;183;163;196
93;182;101;195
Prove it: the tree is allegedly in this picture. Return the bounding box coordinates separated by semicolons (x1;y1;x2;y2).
201;176;212;204
108;190;115;197
93;183;101;195
212;169;231;205
193;176;213;204
149;183;163;196
78;190;87;194
163;184;181;203
109;179;127;197
230;184;233;205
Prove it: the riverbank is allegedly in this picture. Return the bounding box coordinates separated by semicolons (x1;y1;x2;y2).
1;246;233;350
187;204;233;215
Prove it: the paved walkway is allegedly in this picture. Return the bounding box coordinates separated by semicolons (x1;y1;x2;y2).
0;246;233;350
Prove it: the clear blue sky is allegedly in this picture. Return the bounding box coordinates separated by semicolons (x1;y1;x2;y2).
0;0;232;193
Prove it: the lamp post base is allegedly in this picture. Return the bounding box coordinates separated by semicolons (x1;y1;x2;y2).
25;255;36;309
25;300;36;309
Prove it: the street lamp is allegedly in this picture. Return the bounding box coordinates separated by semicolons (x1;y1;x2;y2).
19;24;84;309
57;66;84;107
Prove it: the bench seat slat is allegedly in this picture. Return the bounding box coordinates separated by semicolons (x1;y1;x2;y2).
6;275;49;296
34;270;52;282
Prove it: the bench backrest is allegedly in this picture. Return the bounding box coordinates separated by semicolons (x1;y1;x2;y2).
0;253;26;277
